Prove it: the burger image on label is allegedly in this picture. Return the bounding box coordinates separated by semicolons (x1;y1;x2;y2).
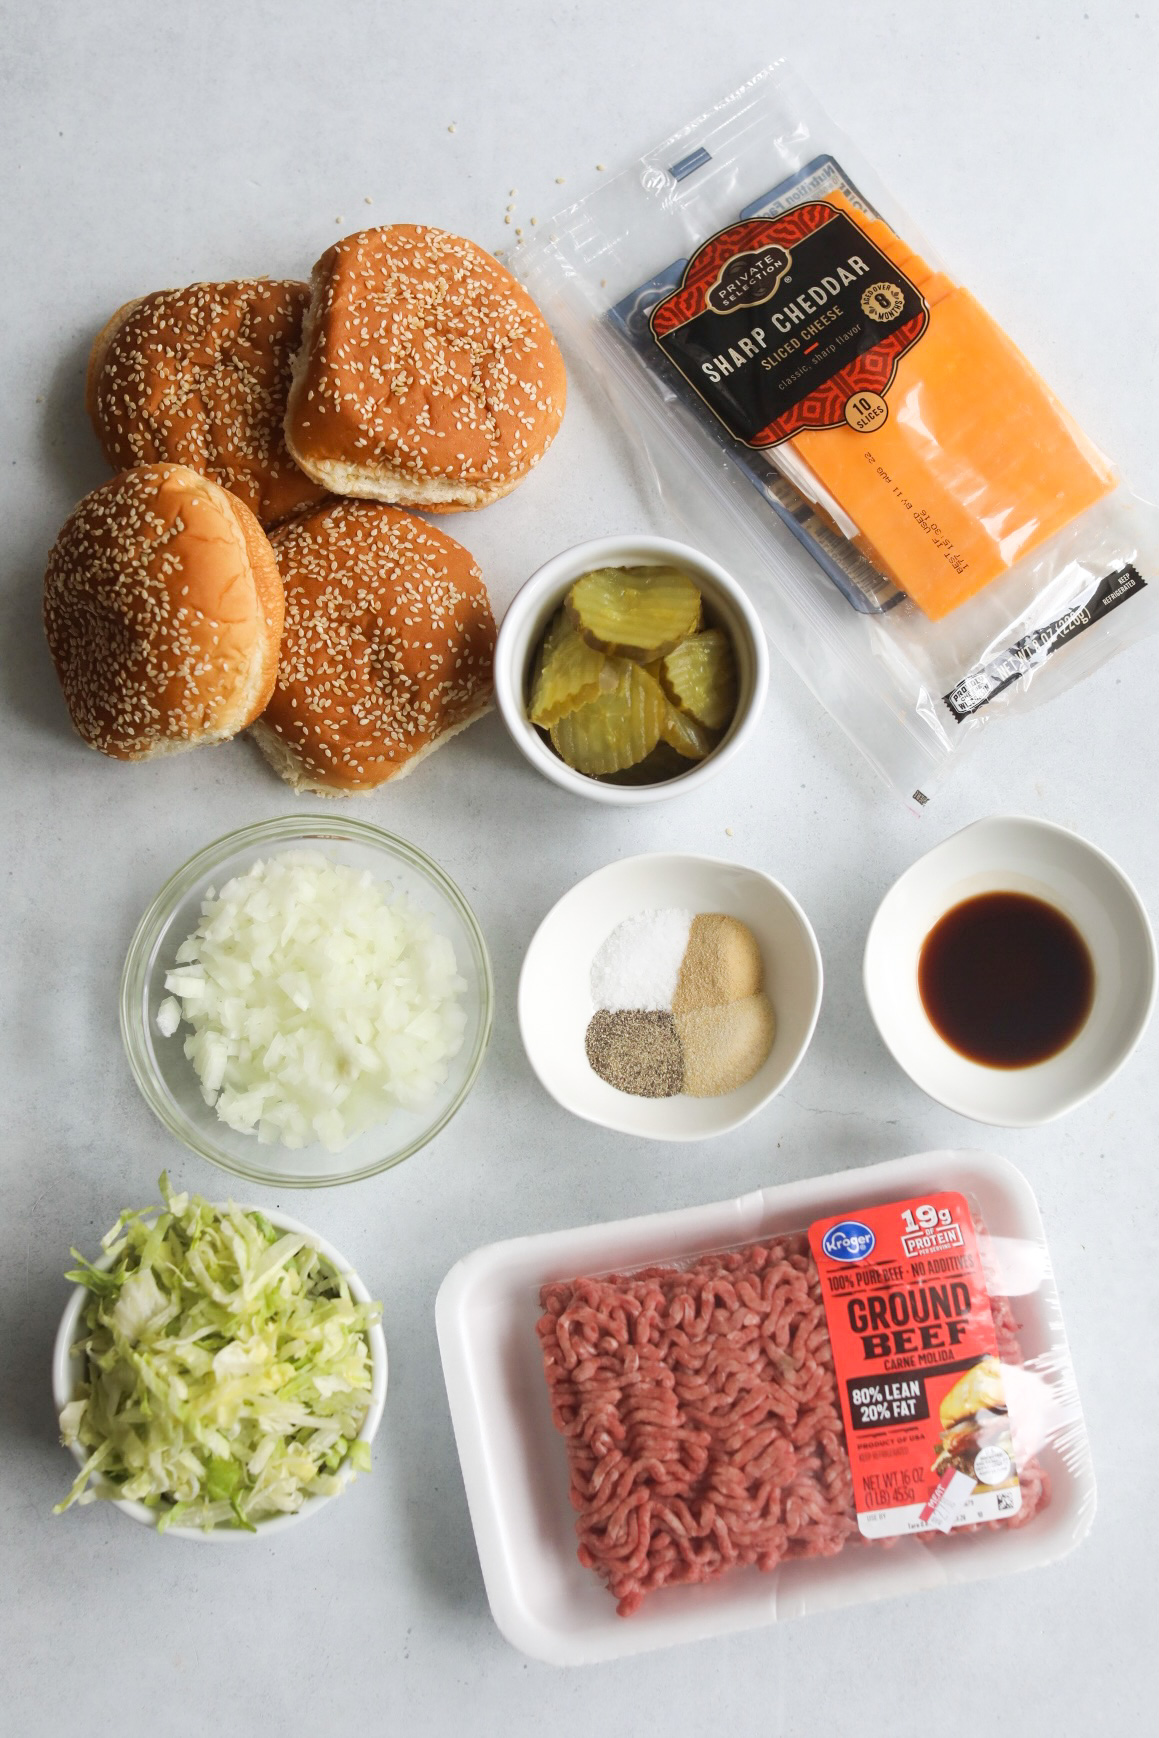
931;1354;1014;1484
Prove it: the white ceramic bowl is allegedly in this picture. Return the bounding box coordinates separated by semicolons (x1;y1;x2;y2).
864;815;1156;1127
518;853;822;1140
52;1208;388;1539
494;535;769;804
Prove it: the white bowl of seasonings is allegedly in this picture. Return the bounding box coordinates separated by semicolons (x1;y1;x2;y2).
494;534;769;805
517;853;823;1140
864;814;1156;1126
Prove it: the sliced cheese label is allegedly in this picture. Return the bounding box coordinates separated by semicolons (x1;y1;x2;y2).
651;204;929;446
647;167;1117;622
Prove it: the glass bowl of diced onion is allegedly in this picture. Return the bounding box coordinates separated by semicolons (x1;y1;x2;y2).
120;816;494;1187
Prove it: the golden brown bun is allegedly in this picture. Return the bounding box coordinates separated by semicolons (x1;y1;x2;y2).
43;464;285;761
254;499;494;793
85;297;145;426
284;225;566;510
86;280;325;527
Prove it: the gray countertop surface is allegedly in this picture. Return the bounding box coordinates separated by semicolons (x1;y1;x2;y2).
2;2;1156;1732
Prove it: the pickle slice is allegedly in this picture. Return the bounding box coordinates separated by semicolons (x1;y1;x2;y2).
660;629;737;731
550;662;666;776
600;741;690;785
566;565;702;662
528;609;616;727
660;702;717;762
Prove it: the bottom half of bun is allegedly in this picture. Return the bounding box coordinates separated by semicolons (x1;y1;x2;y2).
282;447;522;513
249;694;491;793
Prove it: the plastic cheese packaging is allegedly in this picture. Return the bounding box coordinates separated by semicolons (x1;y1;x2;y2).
519;61;1158;808
436;1150;1093;1665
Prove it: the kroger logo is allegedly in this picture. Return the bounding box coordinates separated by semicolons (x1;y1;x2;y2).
821;1221;876;1263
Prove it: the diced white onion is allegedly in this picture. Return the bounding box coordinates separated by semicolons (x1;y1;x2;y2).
161;851;467;1152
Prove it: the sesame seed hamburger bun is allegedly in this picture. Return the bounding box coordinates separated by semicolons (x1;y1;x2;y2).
44;464;285;761
252;499;494;793
283;225;566;511
86;279;325;527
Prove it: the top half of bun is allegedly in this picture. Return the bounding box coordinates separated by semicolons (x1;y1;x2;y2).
86;279;325;527
283;225;567;510
254;497;494;794
44;463;284;761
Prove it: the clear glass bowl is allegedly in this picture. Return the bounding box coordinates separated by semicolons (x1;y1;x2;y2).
120;816;493;1188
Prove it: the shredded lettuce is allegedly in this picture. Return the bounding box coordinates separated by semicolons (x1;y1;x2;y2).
55;1174;380;1531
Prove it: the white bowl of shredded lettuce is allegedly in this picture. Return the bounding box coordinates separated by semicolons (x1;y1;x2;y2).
52;1177;387;1537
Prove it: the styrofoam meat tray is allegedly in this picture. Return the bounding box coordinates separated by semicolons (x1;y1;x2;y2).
435;1150;1094;1665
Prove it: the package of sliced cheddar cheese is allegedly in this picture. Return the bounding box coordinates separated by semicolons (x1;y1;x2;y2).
520;62;1158;806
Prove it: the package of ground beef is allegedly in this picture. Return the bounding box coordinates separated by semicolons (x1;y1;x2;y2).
438;1151;1094;1665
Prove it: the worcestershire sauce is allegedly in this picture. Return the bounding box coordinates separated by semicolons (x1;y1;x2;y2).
918;892;1094;1068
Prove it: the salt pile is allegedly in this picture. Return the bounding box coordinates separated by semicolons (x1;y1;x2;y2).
590;908;694;1011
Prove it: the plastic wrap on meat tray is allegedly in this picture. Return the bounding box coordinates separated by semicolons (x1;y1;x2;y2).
436;1150;1096;1664
536;1185;1088;1618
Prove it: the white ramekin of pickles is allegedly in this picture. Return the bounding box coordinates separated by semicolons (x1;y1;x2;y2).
494;536;769;803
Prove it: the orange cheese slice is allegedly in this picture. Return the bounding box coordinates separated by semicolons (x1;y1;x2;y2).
786;197;1116;620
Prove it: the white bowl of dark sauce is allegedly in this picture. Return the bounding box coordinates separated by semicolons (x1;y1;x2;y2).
863;816;1156;1126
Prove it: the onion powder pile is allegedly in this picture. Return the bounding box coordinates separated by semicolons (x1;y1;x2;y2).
157;850;467;1151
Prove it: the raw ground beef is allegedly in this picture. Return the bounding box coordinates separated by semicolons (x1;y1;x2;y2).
537;1230;1049;1615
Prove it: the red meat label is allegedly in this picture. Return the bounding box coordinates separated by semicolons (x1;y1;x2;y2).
808;1192;1022;1537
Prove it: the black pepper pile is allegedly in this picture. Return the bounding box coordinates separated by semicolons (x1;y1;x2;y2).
584;1010;684;1097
